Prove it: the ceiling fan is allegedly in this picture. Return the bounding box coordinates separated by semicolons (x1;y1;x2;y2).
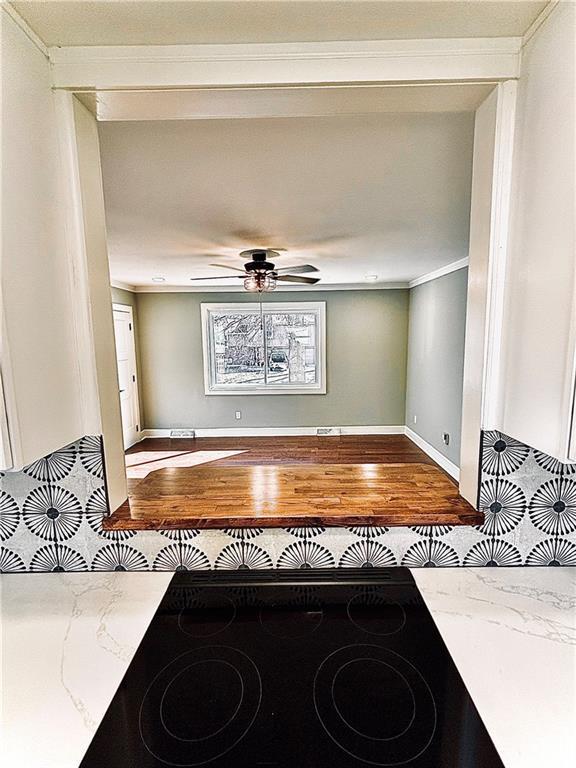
190;249;320;293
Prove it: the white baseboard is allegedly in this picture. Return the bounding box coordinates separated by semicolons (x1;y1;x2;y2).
404;427;460;480
141;425;405;439
334;425;405;435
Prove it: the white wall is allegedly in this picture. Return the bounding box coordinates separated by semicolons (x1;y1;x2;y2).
497;2;576;459
1;13;86;467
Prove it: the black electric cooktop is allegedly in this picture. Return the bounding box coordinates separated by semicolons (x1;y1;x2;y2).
80;569;504;768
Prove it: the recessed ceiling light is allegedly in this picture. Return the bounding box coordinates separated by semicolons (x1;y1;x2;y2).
151;277;166;283
365;274;378;282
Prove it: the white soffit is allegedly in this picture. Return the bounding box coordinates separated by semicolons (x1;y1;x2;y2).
11;1;548;47
79;83;495;122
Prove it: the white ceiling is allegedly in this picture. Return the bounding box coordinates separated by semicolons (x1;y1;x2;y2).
99;110;475;288
12;1;547;47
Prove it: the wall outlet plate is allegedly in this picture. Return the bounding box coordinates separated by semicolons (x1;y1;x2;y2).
317;427;342;436
442;432;450;446
170;429;196;438
235;411;242;420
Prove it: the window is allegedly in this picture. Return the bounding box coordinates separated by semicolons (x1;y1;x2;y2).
201;302;326;394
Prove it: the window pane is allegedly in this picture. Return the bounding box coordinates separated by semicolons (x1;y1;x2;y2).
211;312;265;386
265;312;317;385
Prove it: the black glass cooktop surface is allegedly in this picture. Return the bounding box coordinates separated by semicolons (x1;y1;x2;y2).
80;569;504;768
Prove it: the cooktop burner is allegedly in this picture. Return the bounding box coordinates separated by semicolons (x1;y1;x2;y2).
139;644;262;765
314;644;436;765
80;569;504;767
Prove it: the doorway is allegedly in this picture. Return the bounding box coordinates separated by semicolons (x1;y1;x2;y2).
112;303;140;449
59;61;516;514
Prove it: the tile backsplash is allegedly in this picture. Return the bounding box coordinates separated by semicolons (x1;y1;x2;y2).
1;432;575;571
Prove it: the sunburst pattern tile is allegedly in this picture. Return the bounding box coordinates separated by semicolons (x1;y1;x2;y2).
1;431;575;570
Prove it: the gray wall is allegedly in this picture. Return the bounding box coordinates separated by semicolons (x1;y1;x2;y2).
134;290;409;429
405;268;468;466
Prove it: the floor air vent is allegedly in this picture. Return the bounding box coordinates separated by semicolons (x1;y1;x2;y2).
170;429;196;438
316;427;342;436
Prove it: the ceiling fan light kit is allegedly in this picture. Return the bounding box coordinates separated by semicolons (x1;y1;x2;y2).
191;249;320;292
244;273;277;292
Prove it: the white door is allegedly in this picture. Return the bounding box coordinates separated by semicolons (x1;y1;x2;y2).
113;305;140;449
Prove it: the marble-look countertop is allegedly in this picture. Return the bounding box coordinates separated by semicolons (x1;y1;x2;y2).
2;568;575;768
412;567;576;768
1;572;173;768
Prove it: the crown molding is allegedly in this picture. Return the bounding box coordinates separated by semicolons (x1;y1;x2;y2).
408;258;469;289
522;1;560;48
48;37;521;90
116;281;409;294
111;280;137;293
3;3;48;57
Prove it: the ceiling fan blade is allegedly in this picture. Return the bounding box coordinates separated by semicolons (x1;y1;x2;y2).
274;264;319;275
190;275;244;281
276;275;321;285
209;263;246;273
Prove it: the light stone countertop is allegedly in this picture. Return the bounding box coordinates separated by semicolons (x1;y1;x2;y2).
412;567;576;768
1;571;173;768
2;567;575;768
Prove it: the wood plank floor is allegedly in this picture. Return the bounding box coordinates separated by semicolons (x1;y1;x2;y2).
104;436;482;530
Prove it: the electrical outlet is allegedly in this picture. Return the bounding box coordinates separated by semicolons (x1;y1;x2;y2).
235;411;242;420
413;415;417;424
442;432;450;446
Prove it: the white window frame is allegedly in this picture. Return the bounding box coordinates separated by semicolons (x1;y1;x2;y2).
201;302;326;395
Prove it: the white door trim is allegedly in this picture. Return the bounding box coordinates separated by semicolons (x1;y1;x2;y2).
51;40;519;511
49;37;521;90
480;80;518;430
63;95;128;512
458;81;518;505
112;303;141;449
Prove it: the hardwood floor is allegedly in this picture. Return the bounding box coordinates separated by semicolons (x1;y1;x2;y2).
104;436;482;530
127;435;435;467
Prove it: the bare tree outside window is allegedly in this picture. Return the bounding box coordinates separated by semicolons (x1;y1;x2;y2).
201;303;326;394
213;313;265;385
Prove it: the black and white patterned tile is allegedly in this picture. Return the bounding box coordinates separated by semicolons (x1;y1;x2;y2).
1;431;576;571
